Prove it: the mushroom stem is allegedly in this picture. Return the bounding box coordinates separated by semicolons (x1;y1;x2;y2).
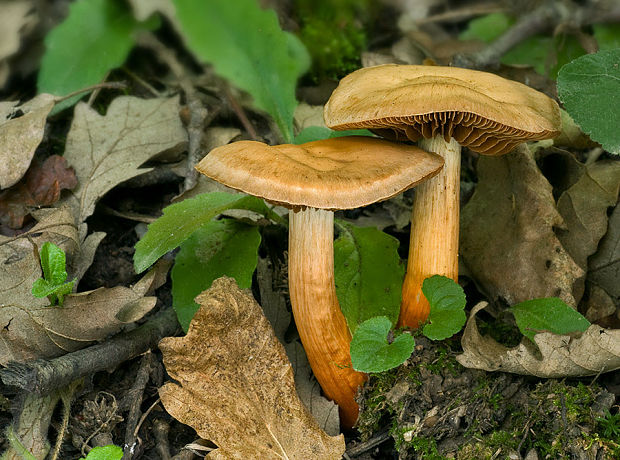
399;136;461;328
288;207;367;428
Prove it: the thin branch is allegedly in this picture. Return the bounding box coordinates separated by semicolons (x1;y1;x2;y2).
0;307;179;395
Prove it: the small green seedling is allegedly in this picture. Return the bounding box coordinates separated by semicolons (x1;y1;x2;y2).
31;242;75;306
351;275;466;373
80;445;123;460
596;409;620;439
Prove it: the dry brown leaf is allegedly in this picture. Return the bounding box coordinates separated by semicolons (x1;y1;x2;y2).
556;159;620;300
60;96;187;239
0;0;36;89
589;204;620;299
0;155;77;229
457;302;620;378
460;145;583;306
0;208;168;364
159;277;345;460
0;93;55;189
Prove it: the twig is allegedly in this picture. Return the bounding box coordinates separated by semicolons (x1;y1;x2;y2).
452;0;620;69
122;352;156;459
54;81;129;104
223;83;259;141
152;419;172;460
345;430;392;457
0;307;179;395
416;3;506;24
136;32;210;192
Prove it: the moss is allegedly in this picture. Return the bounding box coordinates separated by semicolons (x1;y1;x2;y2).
293;0;372;81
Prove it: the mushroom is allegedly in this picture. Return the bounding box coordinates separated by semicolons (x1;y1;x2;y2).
196;136;443;427
324;64;561;328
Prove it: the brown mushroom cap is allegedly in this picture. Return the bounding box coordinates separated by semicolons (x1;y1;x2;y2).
196;136;444;210
324;65;561;156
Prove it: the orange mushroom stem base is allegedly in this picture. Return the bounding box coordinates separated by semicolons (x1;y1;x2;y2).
288;207;368;428
400;136;461;328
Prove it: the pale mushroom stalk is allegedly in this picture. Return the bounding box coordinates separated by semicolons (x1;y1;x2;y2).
401;136;461;327
288;208;365;429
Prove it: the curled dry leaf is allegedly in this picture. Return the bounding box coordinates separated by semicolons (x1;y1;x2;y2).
0;207;168;364
0;93;55;189
457;302;620;378
59;96;187;239
159;277;345;460
589;204;620;299
460;145;583;306
0;155;77;229
0;0;37;88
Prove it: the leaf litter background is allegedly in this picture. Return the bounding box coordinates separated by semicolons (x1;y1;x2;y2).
0;0;618;459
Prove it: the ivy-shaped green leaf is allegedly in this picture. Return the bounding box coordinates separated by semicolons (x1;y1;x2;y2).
80;445;123;460
557;49;620;155
171;219;261;331
334;221;404;334
294;127;374;144
510;297;591;342
350;316;415;373
133;191;281;274
173;0;309;142
421;275;466;341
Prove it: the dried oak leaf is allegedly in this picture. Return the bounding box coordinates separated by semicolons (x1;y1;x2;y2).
457;302;620;377
59;96;187;238
460;145;583;306
0;155;77;229
556;159;620;300
589;204;620;299
0;93;55;189
0;208;168;365
0;0;37;88
159;277;345;460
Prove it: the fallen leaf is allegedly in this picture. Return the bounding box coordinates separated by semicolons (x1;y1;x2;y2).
0;155;77;229
589;204;620;299
556;159;620;300
0;94;55;189
460;145;583;306
457;302;620;377
128;0;176;22
159;277;345;459
59;96;187;239
0;208;168;364
0;0;36;89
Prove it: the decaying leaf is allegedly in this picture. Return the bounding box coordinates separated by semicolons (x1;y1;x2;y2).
460;145;583;306
556;159;620;299
0;93;55;189
59;96;187;239
0;155;77;229
457;302;620;377
0;207;168;364
589;204;620;299
0;0;37;88
159;277;345;459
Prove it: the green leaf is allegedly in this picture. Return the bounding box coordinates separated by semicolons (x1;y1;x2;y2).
421;275;466;341
459;13;513;42
173;0;309;143
134;192;280;273
38;0;156;114
334;221;404;334
172;219;261;331
593;24;620;50
31;242;75;306
80;445;124;460
350;316;415;373
509;297;591;342
557;49;620;155
38;241;68;285
294;127;374;144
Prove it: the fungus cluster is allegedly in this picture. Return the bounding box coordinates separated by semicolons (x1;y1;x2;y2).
195;64;561;428
324;64;561;328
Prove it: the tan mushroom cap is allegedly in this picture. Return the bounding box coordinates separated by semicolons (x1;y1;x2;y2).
324;65;561;156
196;136;444;210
